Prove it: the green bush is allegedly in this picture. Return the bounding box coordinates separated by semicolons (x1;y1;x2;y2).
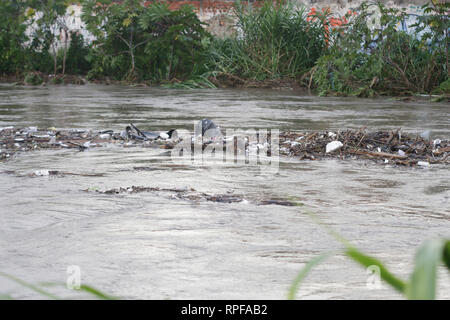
64;32;92;75
25;35;54;74
0;1;29;75
209;0;329;81
81;0;211;82
139;3;211;82
314;2;449;96
24;72;43;85
438;79;450;94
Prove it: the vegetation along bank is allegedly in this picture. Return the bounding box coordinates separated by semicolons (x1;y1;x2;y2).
1;0;449;97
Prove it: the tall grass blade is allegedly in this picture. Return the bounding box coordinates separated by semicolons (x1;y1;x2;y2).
406;239;447;300
287;252;333;300
345;247;406;294
79;284;117;300
0;271;60;300
443;241;450;270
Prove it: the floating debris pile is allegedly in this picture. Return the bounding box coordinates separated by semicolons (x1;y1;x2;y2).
1;125;449;167
279;129;450;166
0;125;177;161
84;185;297;206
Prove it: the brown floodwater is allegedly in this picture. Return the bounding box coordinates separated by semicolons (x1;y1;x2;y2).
0;84;449;299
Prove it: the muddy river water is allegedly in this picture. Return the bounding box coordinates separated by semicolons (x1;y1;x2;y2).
0;84;449;299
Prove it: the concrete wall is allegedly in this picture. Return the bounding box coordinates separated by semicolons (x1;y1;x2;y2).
200;0;431;37
42;0;433;47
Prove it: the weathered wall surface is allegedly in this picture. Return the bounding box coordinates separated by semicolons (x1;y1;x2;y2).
166;0;430;17
49;0;433;45
297;0;428;14
296;0;428;12
200;0;430;37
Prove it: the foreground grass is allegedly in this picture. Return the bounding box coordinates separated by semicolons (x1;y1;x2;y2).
2;207;449;300
0;271;116;300
287;203;450;300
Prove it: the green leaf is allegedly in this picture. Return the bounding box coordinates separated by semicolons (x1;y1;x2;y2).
443;241;450;270
122;17;132;27
79;285;117;300
345;247;406;294
406;239;448;300
287;252;333;300
0;271;60;300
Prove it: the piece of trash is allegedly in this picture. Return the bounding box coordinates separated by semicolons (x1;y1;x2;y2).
83;141;91;148
31;134;50;139
159;132;169;140
14;138;25;142
127;124;177;141
99;133;110;139
384;159;389;163
34;170;50;176
70;129;86;133
194;119;222;139
326;141;343;153
280;147;289;154
170;130;179;140
433;139;441;146
420;130;430;140
328;132;337;138
0;126;14;132
398;150;406;156
417;161;430;167
377;147;382;152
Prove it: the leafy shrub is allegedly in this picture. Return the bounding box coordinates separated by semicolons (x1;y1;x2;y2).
24;72;43;85
314;2;449;96
0;1;29;75
24;35;54;74
209;0;329;81
82;0;211;82
64;32;92;75
139;3;212;82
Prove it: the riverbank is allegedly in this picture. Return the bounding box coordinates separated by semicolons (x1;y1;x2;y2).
2;1;448;98
2;74;450;104
0;72;302;90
